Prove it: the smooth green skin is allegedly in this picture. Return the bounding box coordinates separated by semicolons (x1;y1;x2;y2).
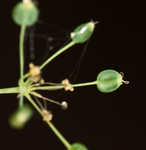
9;104;33;129
12;2;39;26
71;22;95;44
69;143;88;150
96;69;123;93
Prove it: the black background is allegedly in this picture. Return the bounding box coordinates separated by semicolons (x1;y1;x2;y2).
0;0;145;150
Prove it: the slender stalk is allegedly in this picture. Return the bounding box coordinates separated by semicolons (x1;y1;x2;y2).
32;80;97;91
24;73;29;79
25;92;71;149
25;93;42;115
48;122;71;149
32;85;64;91
72;80;97;87
40;41;75;70
0;87;19;94
19;25;26;107
19;95;23;107
31;92;61;106
19;25;26;80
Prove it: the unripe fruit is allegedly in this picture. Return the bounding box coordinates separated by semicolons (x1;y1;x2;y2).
69;143;88;150
96;69;127;93
71;21;98;44
9;104;33;129
12;1;39;26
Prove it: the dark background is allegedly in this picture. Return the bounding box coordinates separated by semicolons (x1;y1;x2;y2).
0;0;145;150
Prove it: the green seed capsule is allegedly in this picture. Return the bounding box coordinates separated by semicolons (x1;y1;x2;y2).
96;69;124;93
12;1;39;26
71;21;98;44
69;143;88;150
9;104;33;129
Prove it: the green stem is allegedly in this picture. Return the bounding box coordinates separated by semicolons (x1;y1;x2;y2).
19;95;24;107
19;25;26;107
40;41;75;70
48;122;71;149
32;80;97;91
72;80;97;87
0;87;19;94
23;73;29;80
32;85;64;91
25;93;42;115
19;25;26;80
25;92;71;149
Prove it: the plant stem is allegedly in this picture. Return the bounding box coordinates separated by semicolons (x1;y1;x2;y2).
19;25;26;107
48;122;71;149
19;25;26;81
72;80;97;87
40;41;75;70
32;80;97;91
19;95;23;107
32;85;64;91
0;87;19;94
25;93;42;115
25;92;71;149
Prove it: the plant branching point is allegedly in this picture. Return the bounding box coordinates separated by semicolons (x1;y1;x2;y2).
0;0;129;150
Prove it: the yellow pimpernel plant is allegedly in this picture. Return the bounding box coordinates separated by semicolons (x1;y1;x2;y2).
0;1;129;150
